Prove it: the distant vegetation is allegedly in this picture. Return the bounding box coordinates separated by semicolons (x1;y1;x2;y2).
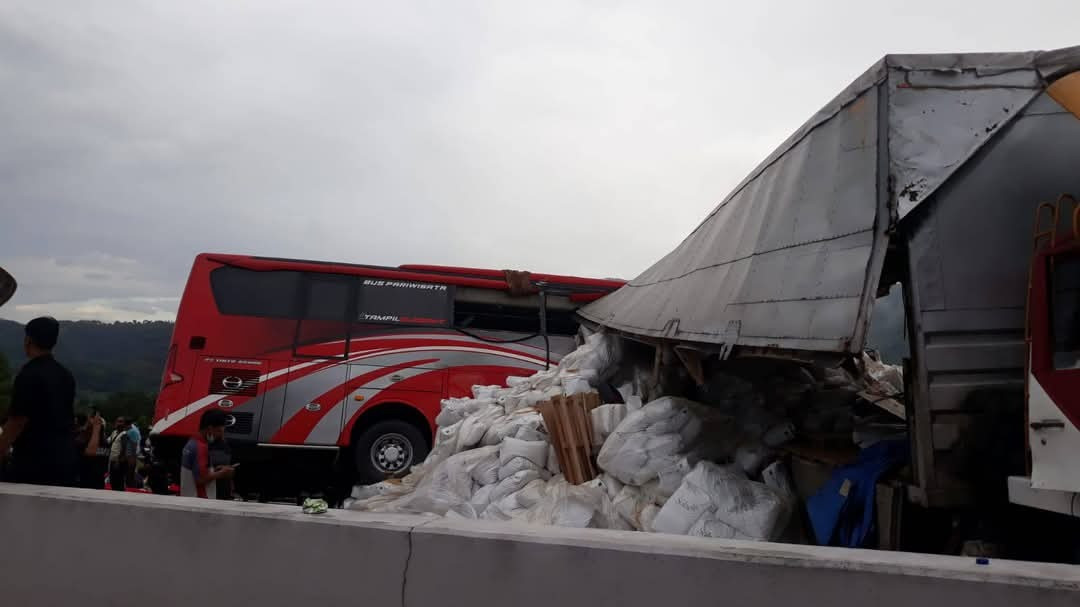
0;319;173;427
0;293;907;425
867;287;907;364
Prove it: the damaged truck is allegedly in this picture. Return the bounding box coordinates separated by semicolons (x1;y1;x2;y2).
579;46;1080;559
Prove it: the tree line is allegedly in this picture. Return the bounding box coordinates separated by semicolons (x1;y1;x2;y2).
0;319;173;428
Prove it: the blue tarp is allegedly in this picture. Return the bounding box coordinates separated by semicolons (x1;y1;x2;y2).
806;440;908;548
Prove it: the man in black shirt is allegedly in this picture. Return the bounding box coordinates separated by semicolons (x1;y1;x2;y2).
0;317;77;486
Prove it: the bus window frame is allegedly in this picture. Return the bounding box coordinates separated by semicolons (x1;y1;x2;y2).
291;273;358;360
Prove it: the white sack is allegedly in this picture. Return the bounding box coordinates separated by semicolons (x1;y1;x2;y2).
639;504;661;532
590;403;628;446
470;483;496;509
482;479;548;522
500;437;549;468
488;469;540;504
472;385;504;400
651;470;717;535
481;410;543;446
660;462;789;541
597;398;702;487
525;477;603;528
458;403;505;449
497;456;542;480
546;443;561;475
469;449;501;486
397;446;500;515
436;397;493;427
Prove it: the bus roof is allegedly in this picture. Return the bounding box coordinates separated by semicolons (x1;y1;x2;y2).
200;253;623;299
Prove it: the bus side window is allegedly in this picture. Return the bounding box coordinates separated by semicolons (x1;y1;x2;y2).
453;300;579;336
294;274;353;358
209;267;302;318
1051;253;1080;369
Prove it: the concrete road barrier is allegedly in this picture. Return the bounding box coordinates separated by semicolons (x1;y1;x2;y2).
1;484;1078;607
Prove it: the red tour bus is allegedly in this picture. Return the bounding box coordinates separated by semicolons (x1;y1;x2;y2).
151;253;622;496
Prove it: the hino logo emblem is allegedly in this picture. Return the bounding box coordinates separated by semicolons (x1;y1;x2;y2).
217;399;235;409
221;376;244;390
224;415;237;427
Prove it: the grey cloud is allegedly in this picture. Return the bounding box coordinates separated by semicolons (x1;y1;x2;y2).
3;1;1079;322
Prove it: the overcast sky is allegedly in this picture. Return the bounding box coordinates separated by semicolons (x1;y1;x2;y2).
1;1;1077;323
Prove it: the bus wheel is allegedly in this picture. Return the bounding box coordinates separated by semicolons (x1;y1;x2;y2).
353;420;429;485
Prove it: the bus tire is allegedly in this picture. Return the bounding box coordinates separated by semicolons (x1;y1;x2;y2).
353;419;429;485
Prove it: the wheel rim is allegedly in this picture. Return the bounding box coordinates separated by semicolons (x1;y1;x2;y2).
370;433;413;475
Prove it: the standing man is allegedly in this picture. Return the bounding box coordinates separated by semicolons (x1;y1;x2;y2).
0;317;76;486
180;409;234;499
107;417;136;491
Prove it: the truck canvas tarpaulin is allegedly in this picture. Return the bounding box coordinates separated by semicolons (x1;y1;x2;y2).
580;46;1080;356
0;266;14;309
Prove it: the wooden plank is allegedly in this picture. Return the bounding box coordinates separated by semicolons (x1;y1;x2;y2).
538;391;604;484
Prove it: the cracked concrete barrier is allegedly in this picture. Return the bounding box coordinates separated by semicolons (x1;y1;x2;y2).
2;485;1079;607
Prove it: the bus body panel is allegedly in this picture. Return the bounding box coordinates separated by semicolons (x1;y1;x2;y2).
152;254;620;473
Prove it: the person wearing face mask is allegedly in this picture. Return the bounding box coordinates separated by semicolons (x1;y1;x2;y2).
179;409;235;499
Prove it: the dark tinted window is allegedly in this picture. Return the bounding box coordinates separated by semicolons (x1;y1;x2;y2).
454;301;578;336
305;275;352;321
1051;253;1080;369
210;267;301;318
358;279;452;327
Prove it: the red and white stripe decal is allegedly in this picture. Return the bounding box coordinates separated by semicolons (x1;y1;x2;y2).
269;357;439;443
154;336;552;436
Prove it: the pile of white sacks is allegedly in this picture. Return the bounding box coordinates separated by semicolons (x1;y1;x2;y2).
347;332;793;541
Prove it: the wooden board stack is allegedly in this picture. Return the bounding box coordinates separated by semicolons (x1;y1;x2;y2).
538;392;602;484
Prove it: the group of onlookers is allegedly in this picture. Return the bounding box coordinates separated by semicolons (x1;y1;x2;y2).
1;316;234;499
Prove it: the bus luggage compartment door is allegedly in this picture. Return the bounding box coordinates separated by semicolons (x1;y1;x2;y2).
272;361;350;446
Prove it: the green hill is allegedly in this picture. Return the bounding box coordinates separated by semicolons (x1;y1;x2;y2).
0;319;174;425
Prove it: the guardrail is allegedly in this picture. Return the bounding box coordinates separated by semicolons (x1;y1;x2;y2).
1;484;1077;606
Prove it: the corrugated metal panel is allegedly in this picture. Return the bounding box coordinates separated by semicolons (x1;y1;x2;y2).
582;46;1080;354
902;92;1080;505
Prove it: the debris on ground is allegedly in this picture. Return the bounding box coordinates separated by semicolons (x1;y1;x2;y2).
347;330;906;547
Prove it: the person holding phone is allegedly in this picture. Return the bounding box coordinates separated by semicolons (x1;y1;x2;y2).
74;410;107;489
180;409;235;499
